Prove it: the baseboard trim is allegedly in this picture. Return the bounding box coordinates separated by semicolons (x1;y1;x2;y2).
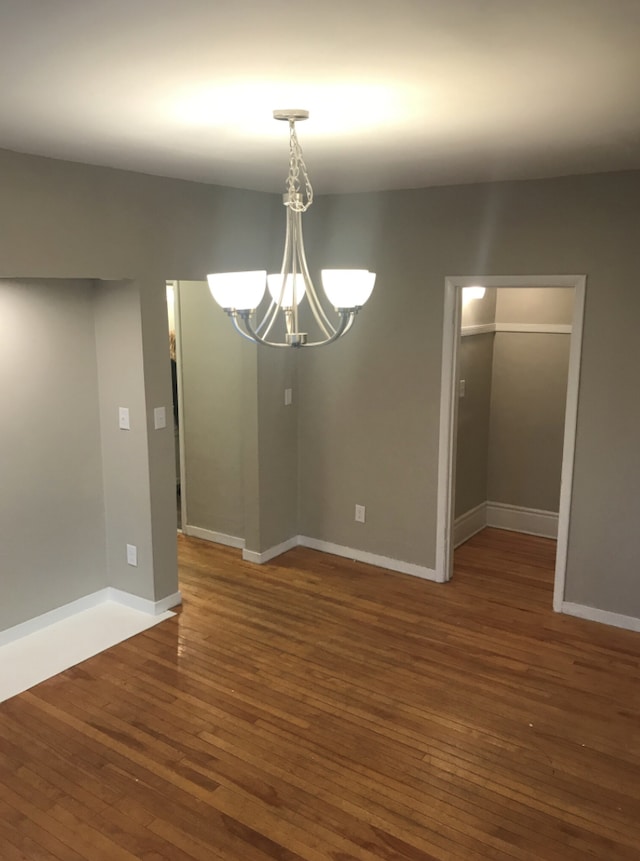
486;501;558;539
299;536;439;582
561;602;640;633
0;587;179;647
454;502;487;547
242;536;299;565
184;525;245;550
107;588;182;616
240;533;438;581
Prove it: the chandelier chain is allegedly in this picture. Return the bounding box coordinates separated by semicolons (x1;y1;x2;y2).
286;120;313;212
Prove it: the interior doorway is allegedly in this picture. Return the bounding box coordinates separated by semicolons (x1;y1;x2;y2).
436;275;586;612
166;281;185;531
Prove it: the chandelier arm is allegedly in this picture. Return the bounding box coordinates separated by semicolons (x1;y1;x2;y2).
302;274;336;337
240;312;296;348
234;308;358;348
256;204;295;339
300;311;354;347
227;311;264;343
255;299;280;339
292;210;336;338
291;239;300;337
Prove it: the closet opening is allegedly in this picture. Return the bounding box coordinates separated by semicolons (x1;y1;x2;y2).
436;275;586;612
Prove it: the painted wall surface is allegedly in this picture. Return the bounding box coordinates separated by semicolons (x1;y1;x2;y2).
455;288;498;517
495;287;574;325
255;346;298;552
488;332;570;511
94;279;166;601
177;280;298;552
177;280;247;540
456;287;572;518
297;175;640;617
0;148;282;630
455;334;494;517
1;146;639;621
0;279;107;629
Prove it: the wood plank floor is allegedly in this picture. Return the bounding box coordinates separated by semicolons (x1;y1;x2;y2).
1;527;639;860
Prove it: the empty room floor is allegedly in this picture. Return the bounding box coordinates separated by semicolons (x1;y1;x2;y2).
0;528;639;860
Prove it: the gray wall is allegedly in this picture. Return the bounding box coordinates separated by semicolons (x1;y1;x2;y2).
455;287;498;517
0;148;286;631
178;280;246;539
456;287;572;517
487;288;572;511
94;279;164;600
488;332;570;510
495;287;574;325
455;333;494;516
297;175;640;617
1;145;640;623
0;279;107;629
177;281;299;552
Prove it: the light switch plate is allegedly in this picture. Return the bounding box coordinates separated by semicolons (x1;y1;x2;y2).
154;406;167;429
126;544;138;566
118;407;130;430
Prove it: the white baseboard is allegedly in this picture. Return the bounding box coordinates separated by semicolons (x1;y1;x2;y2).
107;588;182;616
486;501;558;539
299;536;439;582
239;533;438;581
0;589;110;647
561;602;640;633
184;524;245;549
454;501;559;545
454;502;487;547
0;586;179;648
242;536;299;564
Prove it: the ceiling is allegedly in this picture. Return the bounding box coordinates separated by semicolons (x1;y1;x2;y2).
1;0;639;194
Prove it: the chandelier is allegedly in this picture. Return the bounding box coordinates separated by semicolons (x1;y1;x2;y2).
207;109;376;347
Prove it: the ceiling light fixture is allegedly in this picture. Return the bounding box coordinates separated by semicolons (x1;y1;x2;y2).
207;110;376;347
462;285;486;305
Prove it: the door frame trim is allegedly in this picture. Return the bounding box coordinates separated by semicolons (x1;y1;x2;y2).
435;274;586;612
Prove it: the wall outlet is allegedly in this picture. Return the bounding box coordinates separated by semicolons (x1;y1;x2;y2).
118;406;130;430
126;544;138;567
355;504;366;523
459;379;466;398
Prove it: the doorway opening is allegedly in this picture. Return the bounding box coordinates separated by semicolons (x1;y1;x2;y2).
436;275;586;612
166;281;185;531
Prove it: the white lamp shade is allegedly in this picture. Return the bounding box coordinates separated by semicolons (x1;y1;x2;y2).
207;270;266;310
267;273;307;308
321;269;376;309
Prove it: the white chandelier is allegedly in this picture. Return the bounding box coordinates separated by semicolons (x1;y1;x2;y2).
207;109;376;347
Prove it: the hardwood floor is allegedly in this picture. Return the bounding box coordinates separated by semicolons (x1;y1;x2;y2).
1;527;639;860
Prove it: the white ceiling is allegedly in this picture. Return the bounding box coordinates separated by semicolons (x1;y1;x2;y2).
1;0;639;194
